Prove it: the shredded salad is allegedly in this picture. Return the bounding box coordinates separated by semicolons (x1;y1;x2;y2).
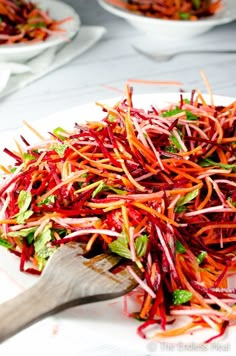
0;0;71;44
0;87;236;341
105;0;223;20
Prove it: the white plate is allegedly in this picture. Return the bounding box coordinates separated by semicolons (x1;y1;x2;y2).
0;0;80;62
0;93;236;355
98;0;235;39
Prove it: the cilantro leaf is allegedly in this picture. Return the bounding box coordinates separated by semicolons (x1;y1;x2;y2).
166;145;178;153
179;12;191;20
176;189;199;207
162;107;197;121
16;210;33;224
170;131;183;151
38;195;56;206
109;234;149;259
34;226;56;259
8;227;37;238
92;181;106;198
92;181;127;198
22;153;35;162
107;114;116;122
109;236;131;259
185;110;198;121
175;206;188;213
17;190;32;212
173;289;192;305
162;108;183;117
183;98;190;104
199;158;236;172
227;197;236;207
0;237;12;249
14;191;33;224
52;127;67;140
108;186;127;195
50;143;68;158
176;240;186;254
29;22;47;29
135;234;148;257
197;251;207;265
192;0;200;9
7;227;38;246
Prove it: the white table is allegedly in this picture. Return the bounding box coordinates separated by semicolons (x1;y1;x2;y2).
0;0;236;132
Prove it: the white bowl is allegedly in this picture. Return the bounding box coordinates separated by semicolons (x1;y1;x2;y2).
0;0;80;62
98;0;235;39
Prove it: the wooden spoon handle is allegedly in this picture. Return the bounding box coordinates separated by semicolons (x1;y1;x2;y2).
0;280;63;343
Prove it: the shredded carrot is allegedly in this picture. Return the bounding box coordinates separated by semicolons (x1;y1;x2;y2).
127;79;182;86
0;82;235;344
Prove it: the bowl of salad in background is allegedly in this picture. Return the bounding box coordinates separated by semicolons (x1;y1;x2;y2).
98;0;235;39
0;0;80;62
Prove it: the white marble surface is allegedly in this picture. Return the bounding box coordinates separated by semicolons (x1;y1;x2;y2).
0;0;236;132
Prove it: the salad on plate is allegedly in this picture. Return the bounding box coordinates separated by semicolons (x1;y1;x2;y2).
0;86;236;342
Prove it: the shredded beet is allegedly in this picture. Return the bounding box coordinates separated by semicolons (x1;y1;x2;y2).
0;87;236;341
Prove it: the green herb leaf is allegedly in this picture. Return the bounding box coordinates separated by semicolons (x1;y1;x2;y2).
51;143;68;158
197;251;207;264
14;191;33;224
38;195;56;206
227;197;236;207
166;145;178;153
175;206;188;213
179;12;191;20
22;153;35;162
183;98;190;104
109;233;148;260
162;108;182;117
52;127;67;140
92;181;127;198
0;237;12;249
8;227;37;238
107;114;116;122
96;125;104;132
162;107;197;121
185;110;198;121
10;167;17;173
92;181;106;198
107;186;127;195
192;0;200;9
199;158;236;172
173;289;193;305
176;189;199;207
16;210;33;224
170;131;183;151
176;240;186;254
34;226;55;259
109;236;131;259
17;191;32;212
29;22;47;29
135;234;148;257
36;256;47;271
8;228;35;245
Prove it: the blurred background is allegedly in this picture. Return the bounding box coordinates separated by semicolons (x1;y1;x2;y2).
0;0;236;130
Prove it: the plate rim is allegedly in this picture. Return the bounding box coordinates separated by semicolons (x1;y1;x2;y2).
0;91;235;147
